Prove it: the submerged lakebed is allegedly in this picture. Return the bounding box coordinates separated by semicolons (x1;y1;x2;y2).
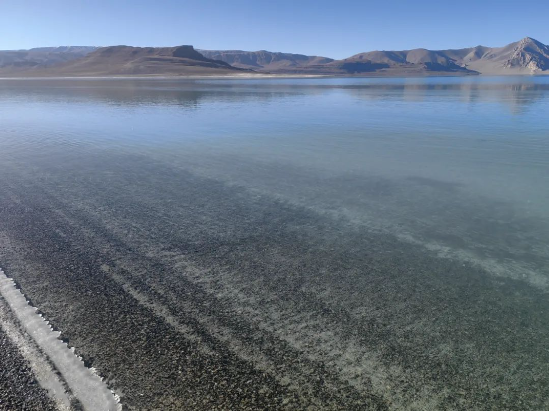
0;76;548;410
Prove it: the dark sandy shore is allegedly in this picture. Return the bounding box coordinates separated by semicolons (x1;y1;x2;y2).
0;148;547;410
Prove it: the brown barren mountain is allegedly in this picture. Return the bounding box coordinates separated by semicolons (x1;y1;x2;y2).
0;38;547;77
197;49;334;72
459;37;549;74
0;46;98;69
0;45;247;77
339;48;474;74
202;37;548;75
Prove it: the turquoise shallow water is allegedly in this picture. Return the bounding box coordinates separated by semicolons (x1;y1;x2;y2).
1;76;547;207
0;76;547;409
1;76;547;283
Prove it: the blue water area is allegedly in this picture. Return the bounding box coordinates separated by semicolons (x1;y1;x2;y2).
0;75;547;409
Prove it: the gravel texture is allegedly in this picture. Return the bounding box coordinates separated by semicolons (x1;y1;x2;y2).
0;150;547;410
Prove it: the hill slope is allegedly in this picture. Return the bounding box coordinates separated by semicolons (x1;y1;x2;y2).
202;38;548;75
0;46;97;70
328;48;475;75
458;37;549;74
198;49;334;72
0;45;247;77
337;37;548;75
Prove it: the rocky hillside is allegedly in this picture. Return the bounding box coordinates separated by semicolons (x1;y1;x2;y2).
202;37;548;75
198;49;334;71
0;45;247;76
334;48;475;74
458;37;549;74
331;37;548;75
0;38;547;76
0;46;97;70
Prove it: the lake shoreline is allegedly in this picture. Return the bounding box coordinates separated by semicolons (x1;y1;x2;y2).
0;72;547;80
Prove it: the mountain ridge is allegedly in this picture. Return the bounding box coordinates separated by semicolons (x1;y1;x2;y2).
199;37;547;75
197;49;334;71
0;38;547;77
0;46;98;69
0;45;247;76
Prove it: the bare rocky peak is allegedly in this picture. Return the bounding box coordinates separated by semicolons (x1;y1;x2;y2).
503;37;548;70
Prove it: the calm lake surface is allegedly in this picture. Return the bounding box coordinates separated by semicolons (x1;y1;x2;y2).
0;76;548;410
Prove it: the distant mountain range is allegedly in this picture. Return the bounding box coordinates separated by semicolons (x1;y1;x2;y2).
200;38;548;75
0;45;246;76
342;37;549;75
0;46;97;68
0;37;547;77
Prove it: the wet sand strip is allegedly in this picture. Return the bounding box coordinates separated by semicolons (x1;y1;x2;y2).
0;306;59;410
0;269;120;411
0;293;71;410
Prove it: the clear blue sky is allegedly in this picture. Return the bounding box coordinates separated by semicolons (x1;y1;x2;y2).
0;0;548;59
